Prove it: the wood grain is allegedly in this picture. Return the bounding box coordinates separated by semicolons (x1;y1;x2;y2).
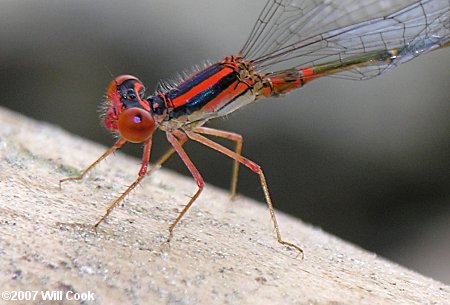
0;106;448;305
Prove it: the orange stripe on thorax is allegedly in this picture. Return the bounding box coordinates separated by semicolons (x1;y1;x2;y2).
171;66;235;108
201;80;249;112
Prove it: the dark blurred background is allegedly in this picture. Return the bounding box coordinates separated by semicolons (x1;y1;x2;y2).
1;0;449;283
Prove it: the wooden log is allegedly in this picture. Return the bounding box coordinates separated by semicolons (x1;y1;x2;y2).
0;106;448;305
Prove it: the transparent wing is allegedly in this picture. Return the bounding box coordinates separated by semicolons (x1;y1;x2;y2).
241;0;449;80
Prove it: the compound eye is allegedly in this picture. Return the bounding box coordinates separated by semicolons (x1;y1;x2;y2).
117;108;155;143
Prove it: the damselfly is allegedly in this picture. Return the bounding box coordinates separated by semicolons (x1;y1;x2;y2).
60;0;449;256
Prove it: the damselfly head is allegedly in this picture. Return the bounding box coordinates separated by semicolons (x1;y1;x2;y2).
103;75;155;143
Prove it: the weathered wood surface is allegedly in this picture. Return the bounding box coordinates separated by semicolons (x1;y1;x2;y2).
0;106;448;305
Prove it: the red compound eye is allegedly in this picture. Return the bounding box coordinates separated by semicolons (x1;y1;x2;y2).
117;108;155;143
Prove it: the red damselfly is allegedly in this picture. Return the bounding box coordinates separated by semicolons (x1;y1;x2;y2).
60;0;449;256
